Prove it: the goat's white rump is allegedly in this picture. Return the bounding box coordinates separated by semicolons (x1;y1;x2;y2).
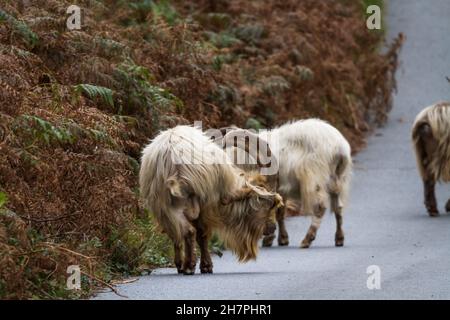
412;102;450;216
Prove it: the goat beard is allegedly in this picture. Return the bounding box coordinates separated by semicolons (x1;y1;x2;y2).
217;215;266;262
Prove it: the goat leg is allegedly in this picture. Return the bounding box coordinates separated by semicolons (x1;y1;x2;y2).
417;123;439;216
262;233;276;247
301;204;325;249
331;194;344;247
334;210;344;247
276;206;289;246
195;222;213;274
424;179;439;216
174;242;184;274
182;226;197;275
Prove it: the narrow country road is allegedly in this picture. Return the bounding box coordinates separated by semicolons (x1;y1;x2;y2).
95;0;450;300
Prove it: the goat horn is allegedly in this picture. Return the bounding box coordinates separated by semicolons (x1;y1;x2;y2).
220;187;253;205
222;128;275;169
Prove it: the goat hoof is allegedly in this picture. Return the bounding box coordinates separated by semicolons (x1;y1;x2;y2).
445;200;450;213
183;268;195;275
177;268;184;274
335;240;344;247
200;266;213;274
426;202;439;216
200;262;213;274
335;232;344;247
262;235;275;247
300;240;311;249
278;237;289;246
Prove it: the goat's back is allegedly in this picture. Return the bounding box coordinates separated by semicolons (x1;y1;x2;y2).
139;126;241;239
266;119;352;213
270;119;350;158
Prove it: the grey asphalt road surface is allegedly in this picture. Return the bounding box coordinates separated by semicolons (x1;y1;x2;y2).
95;0;450;300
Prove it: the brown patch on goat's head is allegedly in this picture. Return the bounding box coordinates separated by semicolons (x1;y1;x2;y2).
221;184;283;262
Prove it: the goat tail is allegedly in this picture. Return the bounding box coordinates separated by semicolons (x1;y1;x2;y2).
328;152;352;213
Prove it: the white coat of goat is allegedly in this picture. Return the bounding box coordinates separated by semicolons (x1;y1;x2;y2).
412;102;450;216
223;119;352;248
139;125;282;274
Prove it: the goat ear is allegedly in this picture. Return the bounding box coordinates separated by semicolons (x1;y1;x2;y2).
166;176;187;198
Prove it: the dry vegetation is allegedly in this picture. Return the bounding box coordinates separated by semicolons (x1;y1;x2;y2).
0;0;402;298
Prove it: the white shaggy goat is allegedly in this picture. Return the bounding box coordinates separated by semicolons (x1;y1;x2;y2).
223;119;352;248
412;102;450;216
139;125;282;275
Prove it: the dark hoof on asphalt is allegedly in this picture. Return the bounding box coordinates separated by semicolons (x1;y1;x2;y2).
183;268;195;275
278;237;289;246
300;241;310;249
262;237;275;247
200;263;213;274
428;209;439;217
200;268;213;274
262;242;273;247
335;234;344;247
262;234;275;247
445;200;450;213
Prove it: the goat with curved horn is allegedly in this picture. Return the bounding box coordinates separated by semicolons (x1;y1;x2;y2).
140;125;283;274
222;128;278;174
221;119;353;249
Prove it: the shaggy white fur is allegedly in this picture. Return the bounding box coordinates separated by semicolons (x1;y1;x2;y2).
139;125;281;264
412;102;450;182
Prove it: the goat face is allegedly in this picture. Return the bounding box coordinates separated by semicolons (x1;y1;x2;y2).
244;174;279;235
249;184;281;231
221;184;283;261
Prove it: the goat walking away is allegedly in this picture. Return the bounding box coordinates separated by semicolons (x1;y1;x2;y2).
139;125;283;275
412;102;450;216
223;119;352;249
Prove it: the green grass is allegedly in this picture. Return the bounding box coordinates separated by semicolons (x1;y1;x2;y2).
126;0;179;25
106;212;172;275
0;192;7;209
0;9;39;49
